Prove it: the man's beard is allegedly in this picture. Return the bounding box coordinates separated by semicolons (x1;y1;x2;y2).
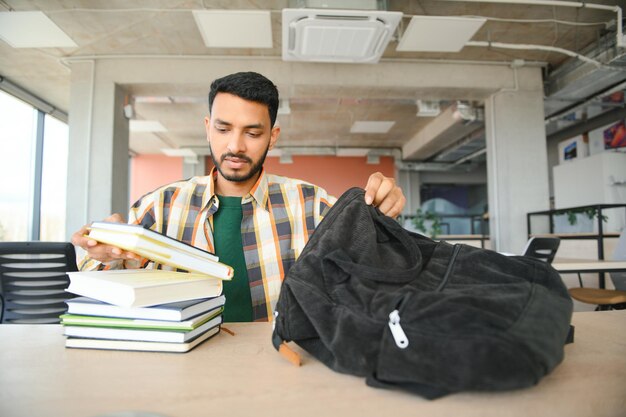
209;142;270;183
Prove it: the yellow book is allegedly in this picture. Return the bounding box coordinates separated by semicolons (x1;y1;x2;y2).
87;221;233;280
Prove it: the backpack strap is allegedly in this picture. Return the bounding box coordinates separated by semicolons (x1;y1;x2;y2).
566;325;575;344
272;327;301;366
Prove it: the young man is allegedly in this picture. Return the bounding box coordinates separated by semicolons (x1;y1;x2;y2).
72;72;406;322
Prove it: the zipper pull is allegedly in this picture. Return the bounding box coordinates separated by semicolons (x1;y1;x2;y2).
388;309;409;349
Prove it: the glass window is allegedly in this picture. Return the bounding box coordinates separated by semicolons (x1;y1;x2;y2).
40;114;69;241
0;90;36;241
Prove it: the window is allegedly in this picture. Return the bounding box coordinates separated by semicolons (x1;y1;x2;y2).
40;114;69;241
0;90;35;241
0;89;69;242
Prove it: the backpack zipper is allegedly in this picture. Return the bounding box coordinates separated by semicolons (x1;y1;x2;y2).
387;244;462;349
388;309;409;349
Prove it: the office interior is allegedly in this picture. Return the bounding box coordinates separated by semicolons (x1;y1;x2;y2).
1;0;625;315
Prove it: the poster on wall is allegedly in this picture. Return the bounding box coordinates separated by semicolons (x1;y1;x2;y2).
558;134;589;164
603;119;626;150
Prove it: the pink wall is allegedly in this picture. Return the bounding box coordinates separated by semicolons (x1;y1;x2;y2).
130;155;183;204
131;155;395;205
263;156;396;198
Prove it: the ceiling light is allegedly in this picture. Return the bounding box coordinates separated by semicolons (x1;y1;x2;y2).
0;11;77;48
350;121;395;134
161;148;197;157
134;96;173;104
130;120;167;133
416;100;441;117
192;10;273;48
452;101;482;124
336;148;370;157
397;16;486;52
171;96;205;104
366;154;381;164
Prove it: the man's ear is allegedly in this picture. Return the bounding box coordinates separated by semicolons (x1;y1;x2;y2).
204;116;211;143
269;124;281;150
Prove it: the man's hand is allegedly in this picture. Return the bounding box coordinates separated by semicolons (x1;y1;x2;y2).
364;172;406;218
71;213;142;264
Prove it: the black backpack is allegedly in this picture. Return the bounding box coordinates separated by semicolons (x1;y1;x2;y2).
272;188;573;399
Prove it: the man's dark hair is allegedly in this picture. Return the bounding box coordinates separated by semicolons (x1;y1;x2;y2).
208;72;279;127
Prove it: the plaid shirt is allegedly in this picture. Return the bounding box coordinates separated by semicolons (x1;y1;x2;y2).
79;168;336;321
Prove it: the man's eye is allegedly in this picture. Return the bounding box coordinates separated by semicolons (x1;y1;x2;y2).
216;127;228;133
247;132;261;138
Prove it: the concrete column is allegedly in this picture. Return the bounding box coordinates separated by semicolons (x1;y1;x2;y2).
182;157;206;179
485;67;550;253
398;169;421;217
66;60;129;238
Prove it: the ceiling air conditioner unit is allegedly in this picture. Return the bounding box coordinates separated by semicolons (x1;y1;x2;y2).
282;8;402;64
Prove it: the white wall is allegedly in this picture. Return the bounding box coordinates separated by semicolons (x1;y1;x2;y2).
553;151;626;233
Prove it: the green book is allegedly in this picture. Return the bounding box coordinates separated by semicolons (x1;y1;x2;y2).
60;306;223;331
63;315;222;343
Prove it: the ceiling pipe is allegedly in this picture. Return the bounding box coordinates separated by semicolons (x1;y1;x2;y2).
545;79;626;125
440;0;624;48
547;106;626;143
466;41;606;68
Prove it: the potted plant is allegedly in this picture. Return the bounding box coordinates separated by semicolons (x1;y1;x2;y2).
412;208;443;239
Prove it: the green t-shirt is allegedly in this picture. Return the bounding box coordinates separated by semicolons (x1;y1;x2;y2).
213;195;253;322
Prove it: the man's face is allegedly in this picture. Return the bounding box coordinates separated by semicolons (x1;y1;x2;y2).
205;93;279;183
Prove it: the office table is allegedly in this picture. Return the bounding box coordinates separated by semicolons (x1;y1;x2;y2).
552;259;626;289
1;312;625;417
552;258;626;274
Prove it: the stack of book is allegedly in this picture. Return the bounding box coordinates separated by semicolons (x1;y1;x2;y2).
62;222;233;353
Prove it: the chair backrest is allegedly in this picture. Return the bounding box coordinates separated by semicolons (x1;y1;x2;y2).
610;229;626;290
0;242;78;324
522;237;560;264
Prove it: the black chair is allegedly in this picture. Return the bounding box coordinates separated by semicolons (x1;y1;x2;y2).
0;242;78;323
522;237;560;264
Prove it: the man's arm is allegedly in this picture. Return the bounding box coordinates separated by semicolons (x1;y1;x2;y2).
364;172;406;218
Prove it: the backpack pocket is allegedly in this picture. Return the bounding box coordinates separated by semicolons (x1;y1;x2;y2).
370;286;543;396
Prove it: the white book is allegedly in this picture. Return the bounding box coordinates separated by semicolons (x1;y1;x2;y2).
64;315;223;343
66;269;223;308
65;325;220;353
66;295;226;321
87;221;233;280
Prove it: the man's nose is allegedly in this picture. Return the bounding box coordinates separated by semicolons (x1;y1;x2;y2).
227;131;246;154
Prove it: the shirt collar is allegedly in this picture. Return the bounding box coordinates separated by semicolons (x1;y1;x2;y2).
245;168;269;211
205;167;269;211
201;169;219;215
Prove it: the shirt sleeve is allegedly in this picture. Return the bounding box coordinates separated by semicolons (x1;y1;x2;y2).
313;186;338;228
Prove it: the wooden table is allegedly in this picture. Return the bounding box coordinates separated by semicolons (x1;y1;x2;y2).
1;312;625;417
552;258;626;274
552;258;626;289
